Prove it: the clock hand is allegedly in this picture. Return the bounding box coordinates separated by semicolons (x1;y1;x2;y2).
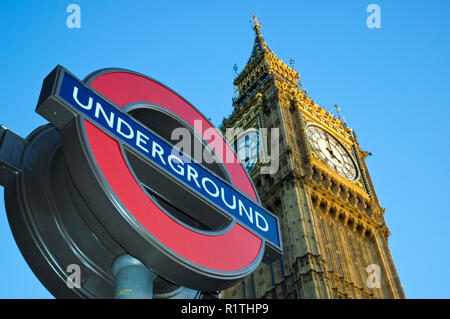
324;134;342;163
326;146;343;165
323;134;334;156
324;133;332;149
331;145;344;164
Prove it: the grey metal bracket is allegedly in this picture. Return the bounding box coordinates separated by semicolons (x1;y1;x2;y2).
0;126;28;186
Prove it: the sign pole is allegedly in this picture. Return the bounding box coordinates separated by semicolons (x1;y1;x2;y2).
112;254;156;299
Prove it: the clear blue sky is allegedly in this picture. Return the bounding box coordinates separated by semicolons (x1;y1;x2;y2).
1;0;449;298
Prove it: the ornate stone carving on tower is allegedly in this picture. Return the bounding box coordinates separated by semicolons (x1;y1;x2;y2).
220;16;404;299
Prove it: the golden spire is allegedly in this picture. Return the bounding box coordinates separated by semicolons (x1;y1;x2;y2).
247;15;269;60
251;14;262;32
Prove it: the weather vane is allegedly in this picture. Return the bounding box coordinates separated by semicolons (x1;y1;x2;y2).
250;14;262;31
290;57;304;90
334;104;347;125
290;57;296;70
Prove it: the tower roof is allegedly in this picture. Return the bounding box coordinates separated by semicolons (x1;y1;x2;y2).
248;15;272;63
234;15;299;87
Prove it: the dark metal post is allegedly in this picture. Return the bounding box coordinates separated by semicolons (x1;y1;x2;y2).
112;254;156;299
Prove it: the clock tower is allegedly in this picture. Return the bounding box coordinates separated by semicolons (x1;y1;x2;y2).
220;16;404;299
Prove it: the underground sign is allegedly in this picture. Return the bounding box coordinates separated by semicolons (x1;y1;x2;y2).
24;65;283;294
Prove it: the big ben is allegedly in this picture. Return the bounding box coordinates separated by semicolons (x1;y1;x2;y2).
220;16;405;299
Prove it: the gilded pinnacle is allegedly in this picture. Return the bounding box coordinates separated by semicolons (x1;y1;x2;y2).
251;14;262;32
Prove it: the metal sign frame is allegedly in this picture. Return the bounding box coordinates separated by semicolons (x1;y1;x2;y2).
34;66;282;291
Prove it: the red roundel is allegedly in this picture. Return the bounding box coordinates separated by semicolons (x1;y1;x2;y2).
81;70;265;286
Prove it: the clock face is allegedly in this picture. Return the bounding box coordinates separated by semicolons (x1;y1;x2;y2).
306;125;357;180
233;131;261;173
